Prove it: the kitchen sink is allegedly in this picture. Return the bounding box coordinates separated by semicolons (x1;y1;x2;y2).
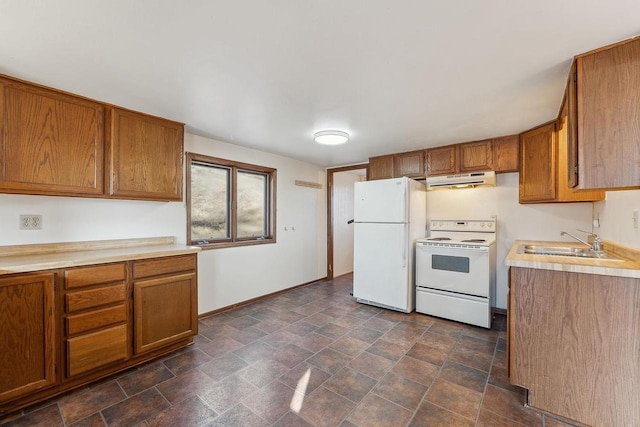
517;244;623;260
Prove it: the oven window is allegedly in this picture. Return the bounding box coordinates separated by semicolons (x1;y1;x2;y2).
432;254;470;273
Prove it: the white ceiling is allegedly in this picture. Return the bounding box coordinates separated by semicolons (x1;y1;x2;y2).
1;1;639;167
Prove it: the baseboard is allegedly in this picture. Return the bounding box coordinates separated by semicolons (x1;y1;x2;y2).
494;307;507;315
198;277;328;319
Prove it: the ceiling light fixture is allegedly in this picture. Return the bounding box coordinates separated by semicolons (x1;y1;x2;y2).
313;130;350;145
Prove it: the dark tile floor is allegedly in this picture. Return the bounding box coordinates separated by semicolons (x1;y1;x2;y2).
1;274;577;427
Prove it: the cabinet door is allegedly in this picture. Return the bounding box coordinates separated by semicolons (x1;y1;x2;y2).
426;146;456;176
367;155;394;180
0;78;104;196
107;107;184;201
394;150;425;179
492;135;519;173
577;38;640;189
510;268;640;426
0;273;56;402
555;118;605;202
133;272;197;354
519;123;557;202
459;140;493;173
507;268;514;379
567;62;579;188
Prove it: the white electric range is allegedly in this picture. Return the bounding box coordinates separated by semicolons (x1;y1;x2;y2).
415;219;496;328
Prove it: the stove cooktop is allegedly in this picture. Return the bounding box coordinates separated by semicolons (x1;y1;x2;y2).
419;218;497;247
418;237;495;247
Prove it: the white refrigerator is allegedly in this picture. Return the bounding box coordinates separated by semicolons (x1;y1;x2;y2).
353;177;427;313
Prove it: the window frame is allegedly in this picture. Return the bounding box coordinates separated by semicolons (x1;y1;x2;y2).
186;152;277;249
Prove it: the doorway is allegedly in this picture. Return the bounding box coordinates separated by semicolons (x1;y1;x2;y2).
326;164;367;280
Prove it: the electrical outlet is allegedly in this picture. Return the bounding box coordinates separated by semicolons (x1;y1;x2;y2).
633;209;639;229
20;214;43;230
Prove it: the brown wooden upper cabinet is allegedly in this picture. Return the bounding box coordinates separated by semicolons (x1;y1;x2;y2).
566;37;640;190
367;154;395;180
106;108;184;201
426;136;518;177
519;121;604;203
458;140;493;173
0;77;104;197
394;150;425;179
374;136;518;180
368;150;425;180
0;74;185;201
491;135;520;173
519;123;557;202
426;145;457;176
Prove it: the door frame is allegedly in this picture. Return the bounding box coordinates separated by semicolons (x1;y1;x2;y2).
326;163;368;280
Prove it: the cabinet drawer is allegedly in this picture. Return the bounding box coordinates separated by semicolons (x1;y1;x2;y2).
65;284;126;313
65;263;126;289
134;255;196;279
66;304;127;336
67;324;128;377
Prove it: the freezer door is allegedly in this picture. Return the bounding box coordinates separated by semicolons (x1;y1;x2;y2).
354;178;407;223
353;223;412;312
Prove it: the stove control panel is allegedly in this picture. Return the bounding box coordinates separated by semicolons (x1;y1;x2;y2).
430;219;496;233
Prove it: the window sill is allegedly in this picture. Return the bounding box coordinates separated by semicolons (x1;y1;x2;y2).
192;238;276;250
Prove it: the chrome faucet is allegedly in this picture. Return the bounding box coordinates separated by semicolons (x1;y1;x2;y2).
560;229;602;252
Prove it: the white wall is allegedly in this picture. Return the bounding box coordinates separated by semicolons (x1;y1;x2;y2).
0;132;327;315
0;195;185;244
185;134;327;314
425;172;593;309
594;189;640;250
332;171;364;277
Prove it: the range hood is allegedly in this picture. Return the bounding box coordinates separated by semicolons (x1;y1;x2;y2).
426;171;496;190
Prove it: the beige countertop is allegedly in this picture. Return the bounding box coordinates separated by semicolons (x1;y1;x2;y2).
505;240;640;278
0;237;200;275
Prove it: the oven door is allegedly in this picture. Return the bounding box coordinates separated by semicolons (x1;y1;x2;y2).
416;243;489;297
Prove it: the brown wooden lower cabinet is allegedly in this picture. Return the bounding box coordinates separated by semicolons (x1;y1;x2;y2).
509;267;640;426
0;273;56;403
0;253;198;416
66;304;127;336
63;263;129;379
133;272;197;354
67;324;128;377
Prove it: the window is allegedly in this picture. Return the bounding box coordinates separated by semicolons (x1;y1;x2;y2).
186;152;276;248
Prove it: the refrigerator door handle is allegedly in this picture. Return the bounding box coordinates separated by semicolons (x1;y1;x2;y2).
404;182;408;222
402;224;407;268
